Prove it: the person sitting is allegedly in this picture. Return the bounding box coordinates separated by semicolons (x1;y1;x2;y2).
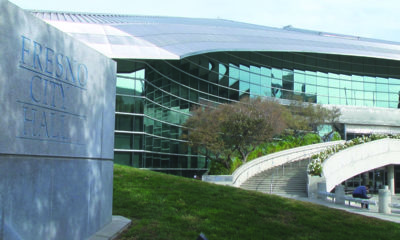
352;185;371;209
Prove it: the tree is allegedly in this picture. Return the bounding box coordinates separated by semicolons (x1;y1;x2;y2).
182;97;288;170
285;100;341;135
182;97;341;173
181;103;232;170
219;97;287;163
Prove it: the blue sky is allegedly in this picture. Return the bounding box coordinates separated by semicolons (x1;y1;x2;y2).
9;0;400;43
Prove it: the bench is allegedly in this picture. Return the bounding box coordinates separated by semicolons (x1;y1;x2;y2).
343;196;377;207
317;191;336;201
317;191;377;208
389;203;400;209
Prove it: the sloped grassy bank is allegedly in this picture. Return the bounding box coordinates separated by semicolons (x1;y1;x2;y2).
113;164;400;240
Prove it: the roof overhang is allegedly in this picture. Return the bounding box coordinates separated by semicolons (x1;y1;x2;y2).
33;12;400;61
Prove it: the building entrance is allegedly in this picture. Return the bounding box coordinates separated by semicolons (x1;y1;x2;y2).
342;165;400;194
343;167;389;194
395;165;400;194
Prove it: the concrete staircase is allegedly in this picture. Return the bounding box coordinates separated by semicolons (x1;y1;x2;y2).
240;159;309;197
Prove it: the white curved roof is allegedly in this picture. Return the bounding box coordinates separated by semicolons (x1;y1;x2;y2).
32;11;400;61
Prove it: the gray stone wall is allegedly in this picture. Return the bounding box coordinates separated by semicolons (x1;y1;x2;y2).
0;1;116;239
0;157;113;240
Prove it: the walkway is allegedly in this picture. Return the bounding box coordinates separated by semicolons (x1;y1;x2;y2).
284;194;400;224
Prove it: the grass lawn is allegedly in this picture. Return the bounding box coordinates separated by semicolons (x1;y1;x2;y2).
113;164;400;240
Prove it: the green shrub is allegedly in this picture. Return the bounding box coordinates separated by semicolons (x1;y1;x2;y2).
243;133;320;166
229;157;243;174
301;133;321;145
331;131;342;141
209;161;230;175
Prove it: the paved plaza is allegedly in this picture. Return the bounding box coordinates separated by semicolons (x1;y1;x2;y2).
288;194;400;224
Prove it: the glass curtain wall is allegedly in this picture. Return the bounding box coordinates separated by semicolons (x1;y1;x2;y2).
114;70;145;168
115;64;208;177
199;52;400;107
114;52;400;176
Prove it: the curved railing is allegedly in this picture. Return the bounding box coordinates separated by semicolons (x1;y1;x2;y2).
231;140;345;187
323;138;400;192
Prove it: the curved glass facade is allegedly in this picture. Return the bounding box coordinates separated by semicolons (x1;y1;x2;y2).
114;51;400;176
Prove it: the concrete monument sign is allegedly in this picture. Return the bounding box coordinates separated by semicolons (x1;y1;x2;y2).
0;1;116;239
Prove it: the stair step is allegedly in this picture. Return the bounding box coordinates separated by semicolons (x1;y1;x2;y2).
240;159;309;197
